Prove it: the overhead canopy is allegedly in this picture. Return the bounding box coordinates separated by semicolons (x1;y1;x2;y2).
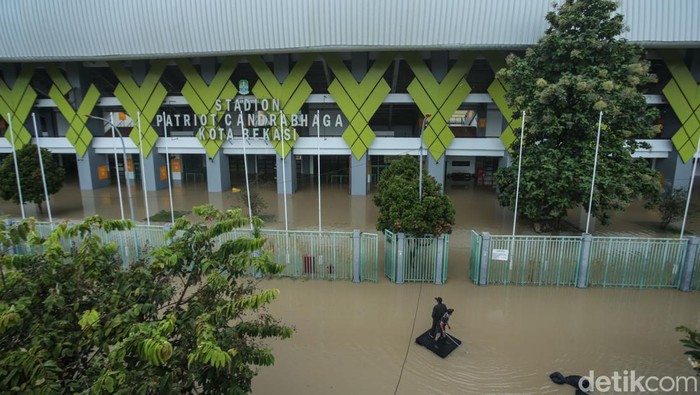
0;0;698;62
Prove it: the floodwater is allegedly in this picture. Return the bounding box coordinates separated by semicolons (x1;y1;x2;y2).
2;176;700;394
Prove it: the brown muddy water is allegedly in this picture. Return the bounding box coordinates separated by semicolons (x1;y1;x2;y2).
2;177;700;394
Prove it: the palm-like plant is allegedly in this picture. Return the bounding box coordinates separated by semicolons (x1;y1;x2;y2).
677;326;700;374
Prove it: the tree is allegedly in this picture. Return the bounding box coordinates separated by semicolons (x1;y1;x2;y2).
373;155;455;236
495;0;661;230
0;144;66;214
658;187;688;230
0;206;291;393
239;188;267;217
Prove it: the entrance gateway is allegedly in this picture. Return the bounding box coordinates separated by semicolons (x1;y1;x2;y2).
154;98;345;142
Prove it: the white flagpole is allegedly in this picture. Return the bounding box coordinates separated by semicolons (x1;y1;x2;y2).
111;112;125;220
162;112;175;225
137;112;150;225
31;113;53;223
586;111;604;234
7;113;25;219
241;111;253;230
317;110;322;233
509;111;526;271
280;110;290;265
680;132;700;239
512;111;526;237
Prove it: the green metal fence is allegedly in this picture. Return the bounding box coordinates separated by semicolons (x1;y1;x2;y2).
588;237;686;288
361;232;379;282
403;236;438;282
440;235;449;282
692;244;700;291
487;235;581;286
383;231;449;283
30;223;167;266
469;230;481;284
384;230;396;282
18;222;378;282
473;231;693;289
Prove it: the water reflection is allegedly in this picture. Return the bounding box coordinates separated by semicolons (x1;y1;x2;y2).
2;178;700;394
2;177;699;237
253;279;700;394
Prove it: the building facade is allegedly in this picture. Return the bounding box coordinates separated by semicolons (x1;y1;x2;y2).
0;0;699;196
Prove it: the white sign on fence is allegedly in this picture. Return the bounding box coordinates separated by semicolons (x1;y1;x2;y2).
492;249;509;261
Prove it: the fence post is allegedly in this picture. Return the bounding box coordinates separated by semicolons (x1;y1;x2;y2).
396;232;406;284
679;237;698;292
479;232;491;285
435;235;445;285
577;233;592;288
352;229;361;283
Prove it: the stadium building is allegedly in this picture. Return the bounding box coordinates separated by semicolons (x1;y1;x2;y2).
0;0;698;199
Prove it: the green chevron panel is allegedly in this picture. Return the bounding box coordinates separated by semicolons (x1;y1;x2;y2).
0;66;36;150
662;51;700;163
485;54;520;151
47;66;100;157
664;80;693;124
250;55;314;158
110;61;168;157
406;53;473;160
326;53;393;160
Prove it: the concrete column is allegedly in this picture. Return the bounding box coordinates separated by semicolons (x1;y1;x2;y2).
351;154;369;195
427;154;446;191
79;190;99;218
352;229;361;283
432;51;449;80
680;237;699;292
435;235;445;285
273;55;294;195
350;196;367;230
351;53;368;80
276;154;297;194
657;151;694;191
348;53;370;196
396;232;406;284
487;104;511;172
76;148;111;190
141;152;168;191
577;233;593;288
65;64;110;190
206;152;231;193
274;54;289;80
479;232;491;285
485;103;504;138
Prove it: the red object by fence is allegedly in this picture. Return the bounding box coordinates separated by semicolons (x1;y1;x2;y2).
303;255;315;274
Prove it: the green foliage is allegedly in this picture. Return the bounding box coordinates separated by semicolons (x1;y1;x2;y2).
0;206;291;393
0;144;66;214
239;189;267;217
658;187;689;229
495;0;661;228
676;326;700;374
146;209;189;223
373;155;455;236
